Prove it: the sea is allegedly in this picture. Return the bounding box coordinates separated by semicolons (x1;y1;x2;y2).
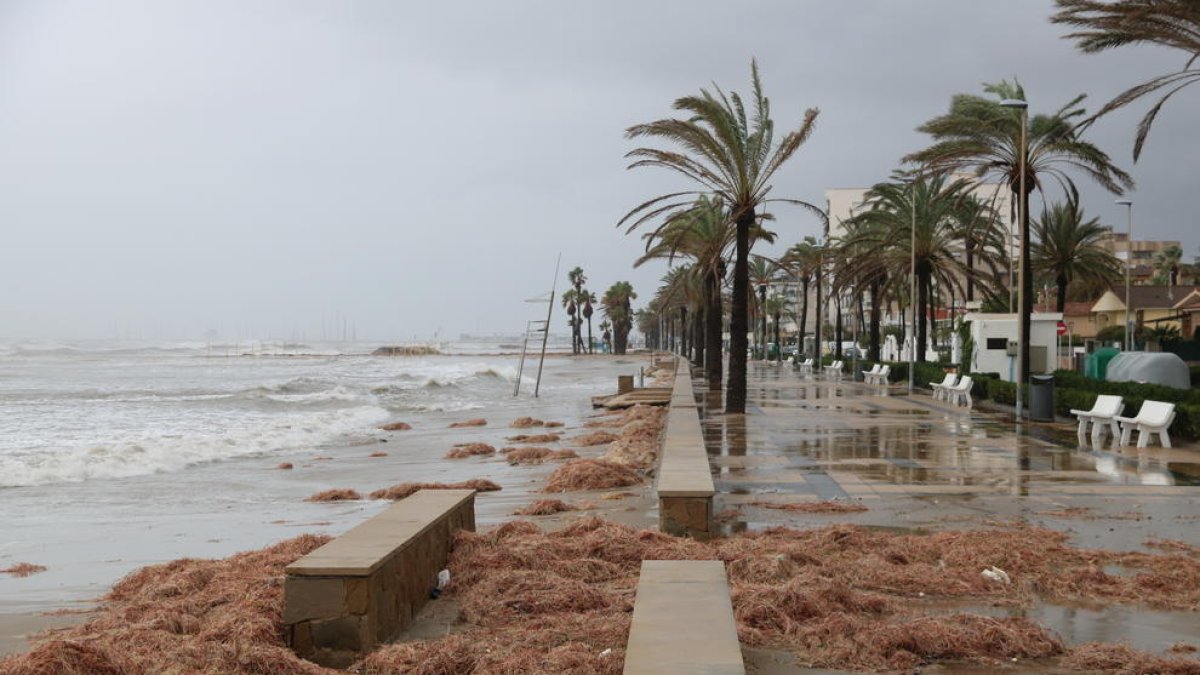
0;339;644;624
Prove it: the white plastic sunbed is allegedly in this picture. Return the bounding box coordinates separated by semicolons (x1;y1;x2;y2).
1116;400;1177;448
1069;395;1124;444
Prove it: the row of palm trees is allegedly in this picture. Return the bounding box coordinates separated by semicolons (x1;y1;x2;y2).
622;2;1198;413
561;266;639;355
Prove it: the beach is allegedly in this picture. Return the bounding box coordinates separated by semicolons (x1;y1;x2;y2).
0;342;657;656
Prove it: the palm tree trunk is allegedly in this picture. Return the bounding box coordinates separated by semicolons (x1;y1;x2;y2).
799;277;810;355
758;285;767;361
773;312;781;364
586;317;593;354
705;271;723;389
679;307;688;361
726;211;752;414
834;293;844;360
694;307;706;368
1056;273;1068;314
966;243;975;303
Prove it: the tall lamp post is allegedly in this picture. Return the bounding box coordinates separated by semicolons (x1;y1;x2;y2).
1000;98;1028;421
1116;199;1133;351
908;181;917;396
814;242;824;366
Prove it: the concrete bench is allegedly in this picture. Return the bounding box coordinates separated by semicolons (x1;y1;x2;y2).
657;362;714;539
669;361;697;408
284;489;476;667
623;560;745;675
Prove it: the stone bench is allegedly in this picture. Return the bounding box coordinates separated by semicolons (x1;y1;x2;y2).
657;361;714;539
623;560;745;674
283;489;476;667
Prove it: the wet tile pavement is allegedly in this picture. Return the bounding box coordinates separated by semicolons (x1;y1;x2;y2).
698;363;1200;551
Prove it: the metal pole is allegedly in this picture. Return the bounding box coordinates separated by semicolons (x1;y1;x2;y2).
1118;200;1133;351
909;182;916;395
1015;106;1028;421
534;254;562;398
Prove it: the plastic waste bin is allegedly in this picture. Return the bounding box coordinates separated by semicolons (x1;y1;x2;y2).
1030;374;1055;422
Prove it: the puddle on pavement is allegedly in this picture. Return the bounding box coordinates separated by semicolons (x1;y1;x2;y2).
921;600;1200;654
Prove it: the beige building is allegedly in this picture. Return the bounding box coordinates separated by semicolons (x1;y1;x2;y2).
1098;230;1183;285
1091;286;1200;337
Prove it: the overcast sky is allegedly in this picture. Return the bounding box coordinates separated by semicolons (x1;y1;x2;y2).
1;1;1196;343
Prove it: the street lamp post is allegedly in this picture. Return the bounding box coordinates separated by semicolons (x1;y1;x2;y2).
1116;199;1133;351
1000;98;1028;421
909;181;917;396
814;243;823;367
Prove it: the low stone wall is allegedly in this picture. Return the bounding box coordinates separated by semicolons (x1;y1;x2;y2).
623;560;745;674
657;360;715;539
283;489;476;667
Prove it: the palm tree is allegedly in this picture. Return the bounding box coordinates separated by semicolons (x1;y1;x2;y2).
948;193;1007;305
581;291;596;354
1052;0;1200;161
1154;244;1184;286
635;197;774;386
567;267;588;354
599;318;614;353
1030;201;1121;312
620;60;820;414
560;288;581;355
764;295;789;363
842;175;1002;363
905;80;1132;386
602;282;638;355
748;256;778;360
781;237;821;357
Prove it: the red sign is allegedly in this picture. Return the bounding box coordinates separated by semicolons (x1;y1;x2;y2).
1056;321;1068;336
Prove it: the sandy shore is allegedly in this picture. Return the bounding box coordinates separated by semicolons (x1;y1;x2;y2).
0;354;658;657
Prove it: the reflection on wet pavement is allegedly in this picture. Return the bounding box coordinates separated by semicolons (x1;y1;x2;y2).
694;362;1200;668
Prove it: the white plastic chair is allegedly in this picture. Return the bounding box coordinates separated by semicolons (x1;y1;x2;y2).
1069;395;1124;444
797;358;813;376
1116;401;1177;448
929;373;958;401
823;360;844;381
947;376;973;408
865;364;889;385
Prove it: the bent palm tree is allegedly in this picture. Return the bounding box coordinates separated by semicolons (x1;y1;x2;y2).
620;60;820;413
1052;0;1200;160
635;196;774;386
905;79;1132;388
1031;201;1121;312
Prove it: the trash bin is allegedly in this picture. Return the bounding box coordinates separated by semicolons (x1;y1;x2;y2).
1030;374;1055;422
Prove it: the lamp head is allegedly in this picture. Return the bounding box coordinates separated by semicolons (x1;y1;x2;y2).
1115;199;1133;206
999;99;1028;110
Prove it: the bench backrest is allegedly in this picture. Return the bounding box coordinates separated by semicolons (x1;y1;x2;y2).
1092;394;1124;418
878;365;890;379
1135;400;1176;426
955;375;972;392
938;373;957;388
866;363;881;374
